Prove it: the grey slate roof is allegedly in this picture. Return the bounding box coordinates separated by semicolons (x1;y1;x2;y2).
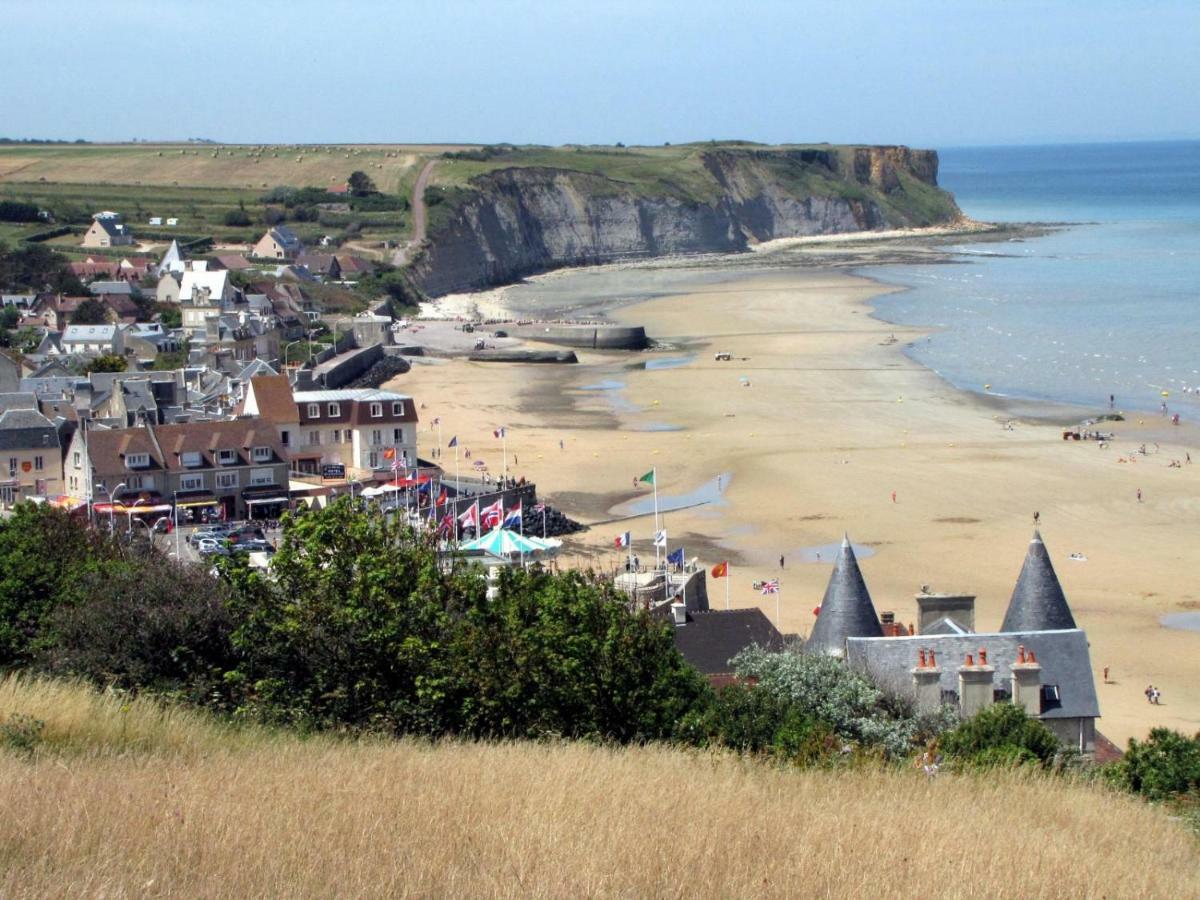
0;408;58;451
805;535;883;656
88;281;134;296
0;392;37;412
846;629;1100;720
1001;531;1077;633
673;608;787;675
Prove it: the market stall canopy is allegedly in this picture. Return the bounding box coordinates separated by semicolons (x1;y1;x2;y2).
459;528;562;557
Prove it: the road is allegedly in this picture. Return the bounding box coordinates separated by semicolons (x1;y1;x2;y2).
392;159;437;267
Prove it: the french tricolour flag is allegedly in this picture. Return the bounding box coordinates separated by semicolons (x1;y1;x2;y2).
502;502;522;529
614;531;631;549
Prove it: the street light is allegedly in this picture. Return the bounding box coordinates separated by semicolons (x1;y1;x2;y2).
283;339;304;368
126;497;147;535
94;482;127;533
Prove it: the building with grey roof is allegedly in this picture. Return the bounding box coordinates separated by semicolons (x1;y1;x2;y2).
0;407;62;504
845;531;1101;754
805;535;884;657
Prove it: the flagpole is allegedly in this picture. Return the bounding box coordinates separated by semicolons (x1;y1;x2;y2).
726;564;730;610
454;441;460;497
502;429;508;484
776;577;781;630
652;466;660;571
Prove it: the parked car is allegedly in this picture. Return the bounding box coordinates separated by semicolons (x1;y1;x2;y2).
230;539;274;555
196;538;228;556
189;530;225;546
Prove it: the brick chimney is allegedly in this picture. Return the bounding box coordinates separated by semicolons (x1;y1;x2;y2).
1010;644;1043;717
957;648;995;718
910;647;942;713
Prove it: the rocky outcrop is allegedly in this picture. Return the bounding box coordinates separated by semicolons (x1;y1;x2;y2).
412;146;959;297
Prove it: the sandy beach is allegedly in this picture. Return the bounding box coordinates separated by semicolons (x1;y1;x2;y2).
391;265;1200;747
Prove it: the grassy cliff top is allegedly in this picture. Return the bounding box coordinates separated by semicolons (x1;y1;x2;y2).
2;674;1198;898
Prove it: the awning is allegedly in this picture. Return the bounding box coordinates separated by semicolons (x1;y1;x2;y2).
245;496;288;506
175;495;220;508
94;502;173;515
48;495;87;511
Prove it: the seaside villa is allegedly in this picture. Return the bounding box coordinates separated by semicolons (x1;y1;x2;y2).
808;533;1101;755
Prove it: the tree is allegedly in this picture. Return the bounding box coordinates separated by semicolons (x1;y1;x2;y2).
84;354;127;374
939;702;1061;768
347;170;376;196
155;303;182;329
1111;728;1200;801
70;298;109;325
223;208;252;227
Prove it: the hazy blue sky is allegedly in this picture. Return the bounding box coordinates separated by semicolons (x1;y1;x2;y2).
5;0;1197;147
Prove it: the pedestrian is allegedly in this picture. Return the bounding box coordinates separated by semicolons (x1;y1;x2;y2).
1103;666;1109;683
891;491;897;503
513;454;518;466
1152;687;1161;705
779;554;785;569
559;439;565;450
1033;511;1040;526
1145;684;1154;703
1137;487;1143;502
1109;394;1115;409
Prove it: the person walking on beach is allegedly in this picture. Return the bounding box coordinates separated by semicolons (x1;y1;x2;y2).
559;439;565;451
1145;684;1154;703
1137;488;1143;502
1109;394;1115;410
1033;511;1040;526
891;491;897;503
1103;666;1110;683
779;554;785;569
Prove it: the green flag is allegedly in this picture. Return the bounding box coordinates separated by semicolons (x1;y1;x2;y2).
638;468;655;485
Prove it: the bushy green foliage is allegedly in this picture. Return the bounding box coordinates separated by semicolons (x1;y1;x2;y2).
223;208;252;227
83;354;127;374
1109;728;1200;802
71;298;109;325
0;241;85;294
939;702;1060;768
674;682;834;764
219;500;706;739
0;200;40;223
732;647;951;758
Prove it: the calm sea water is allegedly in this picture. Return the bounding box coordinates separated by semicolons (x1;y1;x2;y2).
869;141;1200;413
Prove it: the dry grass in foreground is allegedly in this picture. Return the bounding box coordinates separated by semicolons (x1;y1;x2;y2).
1;676;1197;899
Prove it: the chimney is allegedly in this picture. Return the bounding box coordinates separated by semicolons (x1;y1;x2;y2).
1011;644;1043;717
914;593;976;634
911;647;943;714
670;601;687;626
958;649;995;718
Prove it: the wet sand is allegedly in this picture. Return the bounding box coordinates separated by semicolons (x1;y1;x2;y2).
391;266;1200;746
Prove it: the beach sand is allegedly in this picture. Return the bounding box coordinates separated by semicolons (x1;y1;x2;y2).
390;268;1200;747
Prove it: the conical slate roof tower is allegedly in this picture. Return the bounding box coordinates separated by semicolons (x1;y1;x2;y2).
806;535;883;656
1000;531;1077;632
156;239;183;277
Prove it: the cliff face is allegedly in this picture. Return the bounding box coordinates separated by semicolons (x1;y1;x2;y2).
412;146;959;297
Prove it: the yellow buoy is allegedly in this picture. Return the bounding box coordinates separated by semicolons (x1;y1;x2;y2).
1161;390;1170;397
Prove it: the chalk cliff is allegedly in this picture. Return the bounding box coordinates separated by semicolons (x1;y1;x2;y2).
411;145;960;297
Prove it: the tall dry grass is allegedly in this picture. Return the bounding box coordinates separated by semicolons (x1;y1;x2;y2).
1;677;1197;899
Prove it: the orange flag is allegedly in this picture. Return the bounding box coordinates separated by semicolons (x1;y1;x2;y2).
711;561;728;578
383;448;396;460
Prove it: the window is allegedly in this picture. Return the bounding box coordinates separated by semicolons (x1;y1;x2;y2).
392;428;403;443
308;431;321;446
331;430;341;445
307;403;320;418
371;429;382;446
181;451;203;468
94;480;106;493
328;402;340;417
7;457;15;476
280;430;290;446
216;472;239;490
392;401;404;415
217;449;237;466
126;452;150;469
367;451;379;468
73;451;81;466
252;446;271;462
179;474;204;492
249;468;274;486
369;402;383;418
126;475;142;490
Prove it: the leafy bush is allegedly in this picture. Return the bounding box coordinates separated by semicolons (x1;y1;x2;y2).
675;682;833;764
83;354;127;374
0;201;40;223
939;702;1060;768
732;647;939;758
223;208;252;227
1110;728;1200;801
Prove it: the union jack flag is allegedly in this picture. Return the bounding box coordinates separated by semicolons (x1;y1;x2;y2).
760;579;780;595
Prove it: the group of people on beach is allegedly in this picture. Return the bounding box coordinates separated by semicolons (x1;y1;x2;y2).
1144;685;1163;705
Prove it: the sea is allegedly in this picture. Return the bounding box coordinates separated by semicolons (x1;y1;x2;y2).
868;141;1200;414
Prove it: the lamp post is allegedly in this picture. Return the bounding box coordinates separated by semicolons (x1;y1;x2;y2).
173;490;182;559
126;497;147;535
283;339;303;368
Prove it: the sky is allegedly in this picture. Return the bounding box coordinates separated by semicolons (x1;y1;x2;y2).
4;0;1198;148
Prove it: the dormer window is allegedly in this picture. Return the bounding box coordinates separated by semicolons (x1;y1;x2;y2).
307;403;320;418
369;402;383;417
392;401;404;415
251;446;271;462
181;451;203;468
328;402;340;417
126;452;150;469
217;449;237;466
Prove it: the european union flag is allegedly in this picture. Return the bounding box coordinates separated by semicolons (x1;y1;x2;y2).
667;547;685;566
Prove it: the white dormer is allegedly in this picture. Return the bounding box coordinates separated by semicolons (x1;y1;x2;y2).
251;446;271;462
125;452;150;469
181;451;203;468
217;449;238;466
